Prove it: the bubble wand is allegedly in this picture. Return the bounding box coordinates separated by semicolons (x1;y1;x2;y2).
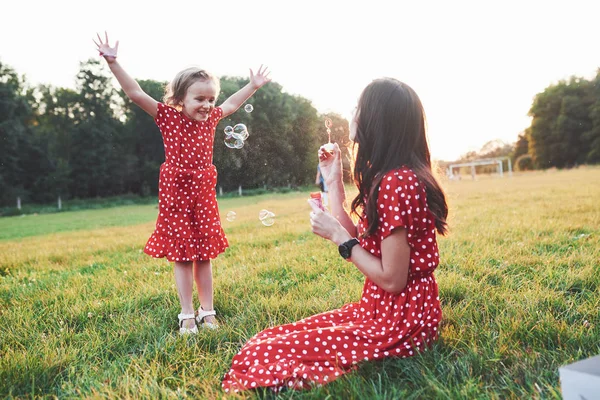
323;117;335;154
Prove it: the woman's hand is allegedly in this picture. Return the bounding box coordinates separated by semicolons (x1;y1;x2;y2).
249;65;271;89
93;31;118;63
318;142;343;187
308;200;352;245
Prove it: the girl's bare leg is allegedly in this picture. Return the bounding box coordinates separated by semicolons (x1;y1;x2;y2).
174;261;196;329
193;260;217;324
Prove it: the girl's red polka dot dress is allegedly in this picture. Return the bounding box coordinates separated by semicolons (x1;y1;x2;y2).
222;167;442;393
144;103;229;262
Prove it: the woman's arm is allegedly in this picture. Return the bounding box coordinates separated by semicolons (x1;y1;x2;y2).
309;210;410;294
94;32;158;118
347;229;410;294
317;143;356;237
219;65;270;118
325;179;357;237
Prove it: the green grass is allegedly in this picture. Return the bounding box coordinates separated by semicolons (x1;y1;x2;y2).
0;190;307;241
0;205;159;241
1;167;599;399
0;194;159;218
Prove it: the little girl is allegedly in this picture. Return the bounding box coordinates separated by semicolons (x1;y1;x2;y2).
94;32;270;334
222;78;448;392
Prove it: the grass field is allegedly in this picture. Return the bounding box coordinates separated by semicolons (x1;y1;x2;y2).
1;167;599;399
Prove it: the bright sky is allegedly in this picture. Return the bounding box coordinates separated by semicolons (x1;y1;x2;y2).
2;0;599;161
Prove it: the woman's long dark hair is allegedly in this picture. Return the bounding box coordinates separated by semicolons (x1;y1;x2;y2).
350;78;448;237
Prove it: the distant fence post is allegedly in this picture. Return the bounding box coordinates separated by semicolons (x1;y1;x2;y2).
58;196;62;210
17;197;21;210
219;186;223;197
238;185;242;196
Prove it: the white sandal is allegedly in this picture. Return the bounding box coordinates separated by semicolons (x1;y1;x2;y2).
196;307;218;329
178;313;198;335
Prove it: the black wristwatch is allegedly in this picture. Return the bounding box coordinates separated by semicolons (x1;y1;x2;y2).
338;238;360;259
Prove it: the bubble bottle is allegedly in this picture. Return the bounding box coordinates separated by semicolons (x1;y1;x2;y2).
309;192;325;211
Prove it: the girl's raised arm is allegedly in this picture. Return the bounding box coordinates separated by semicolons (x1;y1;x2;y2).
94;32;158;118
219;65;271;118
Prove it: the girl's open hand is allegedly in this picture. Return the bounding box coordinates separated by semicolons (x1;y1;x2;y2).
249;65;271;89
93;31;119;63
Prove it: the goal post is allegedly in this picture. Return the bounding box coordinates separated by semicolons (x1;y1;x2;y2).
447;157;512;180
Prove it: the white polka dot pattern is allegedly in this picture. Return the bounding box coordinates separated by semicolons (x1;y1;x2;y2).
143;103;229;261
222;167;442;393
368;167;441;275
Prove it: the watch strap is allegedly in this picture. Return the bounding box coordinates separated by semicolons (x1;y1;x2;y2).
339;238;360;259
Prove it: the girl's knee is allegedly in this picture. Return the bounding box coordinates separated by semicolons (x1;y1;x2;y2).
194;259;211;268
174;261;194;269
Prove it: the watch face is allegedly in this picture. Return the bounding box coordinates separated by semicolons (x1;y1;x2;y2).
339;238;359;259
339;244;350;258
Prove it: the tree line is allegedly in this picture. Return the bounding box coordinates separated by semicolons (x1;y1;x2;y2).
0;60;350;207
2;59;598;207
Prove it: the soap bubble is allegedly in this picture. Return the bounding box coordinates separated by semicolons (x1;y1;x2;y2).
234;123;247;135
233;139;244;149
225;123;249;150
258;209;270;220
244;104;254;113
236;130;249;141
232;123;249;140
224;135;237;148
261;213;275;227
226;211;236;222
259;209;275;227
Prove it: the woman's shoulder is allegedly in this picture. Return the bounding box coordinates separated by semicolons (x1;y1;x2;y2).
380;167;419;185
378;167;426;204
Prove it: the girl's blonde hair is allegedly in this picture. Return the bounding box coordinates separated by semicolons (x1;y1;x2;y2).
163;67;220;108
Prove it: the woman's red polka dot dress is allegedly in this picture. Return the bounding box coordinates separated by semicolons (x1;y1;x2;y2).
144;103;228;262
222;167;442;393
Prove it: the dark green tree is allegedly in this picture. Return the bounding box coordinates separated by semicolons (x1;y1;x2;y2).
0;61;37;205
28;85;81;202
119;79;166;195
69;59;122;198
583;70;600;162
528;75;598;168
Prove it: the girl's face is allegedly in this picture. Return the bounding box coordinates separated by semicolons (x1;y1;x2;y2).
349;106;359;141
181;79;219;121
